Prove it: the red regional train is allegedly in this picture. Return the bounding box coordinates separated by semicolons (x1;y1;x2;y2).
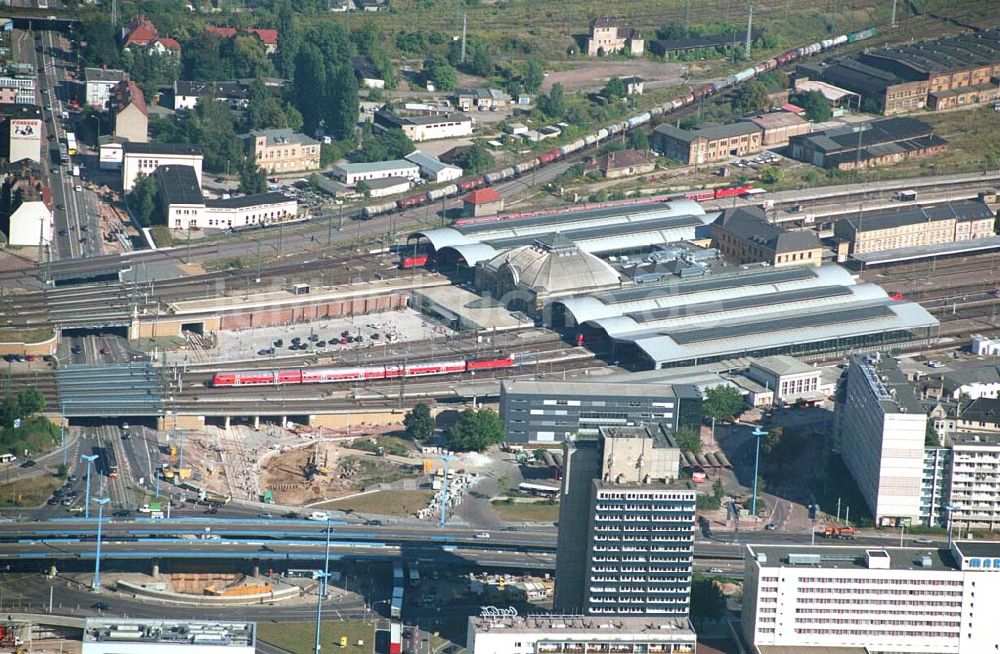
211;355;515;387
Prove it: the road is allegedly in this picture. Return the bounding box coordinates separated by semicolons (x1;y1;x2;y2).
31;29;103;262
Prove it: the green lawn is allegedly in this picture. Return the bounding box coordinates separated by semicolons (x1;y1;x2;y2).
491;500;560;523
0;473;61;507
316;490;434;517
257;620;374;654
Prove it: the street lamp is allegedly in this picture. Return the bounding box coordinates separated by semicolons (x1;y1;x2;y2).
81;454;98;519
91;496;110;591
945;503;960;549
750;427;768;519
438;454;455;528
313;519;333;654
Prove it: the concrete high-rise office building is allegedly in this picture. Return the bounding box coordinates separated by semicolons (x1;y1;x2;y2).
837;354;927;526
553;422;696;617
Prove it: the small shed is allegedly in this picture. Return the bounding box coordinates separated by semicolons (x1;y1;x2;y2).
462;188;504;218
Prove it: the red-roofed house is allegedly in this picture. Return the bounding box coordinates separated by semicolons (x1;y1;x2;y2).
206;26;280;55
123;15;182;56
462;188;504;218
112;80;148;143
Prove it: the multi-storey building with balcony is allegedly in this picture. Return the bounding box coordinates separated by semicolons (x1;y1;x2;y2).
553;423;696;618
742;542;1000;653
945;431;1000;531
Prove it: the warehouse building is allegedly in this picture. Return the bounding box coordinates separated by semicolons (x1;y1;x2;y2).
374;110;473;142
800;28;1000;115
553;264;939;369
742;111;811;146
833;199;997;255
788;117;947;170
711;205;823;267
653;121;763;165
500;378;701;446
331;159;420;185
742;542;1000;654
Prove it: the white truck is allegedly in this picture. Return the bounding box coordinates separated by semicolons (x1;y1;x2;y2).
72;164;80;177
307;511;331;521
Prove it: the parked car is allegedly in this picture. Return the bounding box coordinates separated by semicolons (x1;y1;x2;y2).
475;532;491;540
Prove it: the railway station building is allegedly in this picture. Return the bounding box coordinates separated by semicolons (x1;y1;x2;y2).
711;205;823;267
552;264;939;370
653;121;763;165
832;199;997;255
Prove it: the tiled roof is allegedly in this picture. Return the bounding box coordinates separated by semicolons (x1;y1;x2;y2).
463;188;502;205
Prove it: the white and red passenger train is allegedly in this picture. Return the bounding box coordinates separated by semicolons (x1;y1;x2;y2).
211;355;515;387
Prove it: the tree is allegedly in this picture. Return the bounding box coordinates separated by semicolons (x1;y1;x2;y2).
354;129;415;163
181;32;233;81
522;60;545;94
604;76;627;100
627;129;649;151
732;80;770;114
325;64;359;141
56;463;68;478
470;45;494;77
245;79;303;132
275;0;301;79
712;478;726;503
188;99;244;174
293;44;327;135
446;407;505;451
860;96;882;114
761;165;782;185
228;35;275;79
673;425;702;454
456;143;495;174
80;17;121;68
239;159;267;195
404;402;435;441
356;180;372;198
760;425;784;455
311;22;355;67
793;90;833;122
926;421;940;447
128;174;158;227
539;83;566;118
702;386;745;422
17;389;44;416
690;575;727;626
423;54;458;91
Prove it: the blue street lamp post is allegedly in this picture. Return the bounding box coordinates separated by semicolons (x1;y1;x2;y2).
751;427;768;519
313;519;333;654
81;454;98;519
91;496;110;591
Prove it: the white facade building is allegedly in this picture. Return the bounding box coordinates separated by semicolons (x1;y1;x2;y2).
971;334;1000;357
0;75;36;104
467;614;696;654
122;142;203;191
155;165;298;231
746;355;827;404
6;200;52;247
364;176;412;198
838;354;927;526
84;68;127;109
405;150;463;183
946;431;1000;530
83;618;255;654
331;159;419;186
742;542;1000;654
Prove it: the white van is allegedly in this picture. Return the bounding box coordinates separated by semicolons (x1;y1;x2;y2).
307;511;331;521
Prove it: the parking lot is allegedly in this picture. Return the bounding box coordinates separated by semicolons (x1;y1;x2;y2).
213;308;456;362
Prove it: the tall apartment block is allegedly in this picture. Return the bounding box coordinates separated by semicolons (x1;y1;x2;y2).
501;379;702;446
742;542;1000;653
553;422;696;617
837;354;926;526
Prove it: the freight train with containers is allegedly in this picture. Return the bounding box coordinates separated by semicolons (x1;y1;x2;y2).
210;354;516;387
361;28;877;221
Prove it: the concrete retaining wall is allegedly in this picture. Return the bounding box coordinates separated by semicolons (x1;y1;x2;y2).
116;580;301;606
